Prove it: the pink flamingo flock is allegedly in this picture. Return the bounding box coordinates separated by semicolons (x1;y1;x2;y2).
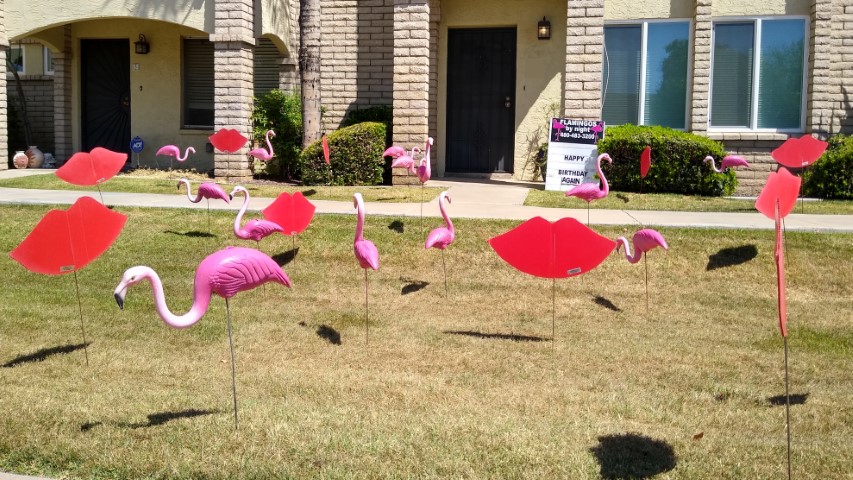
425;191;455;296
249;130;276;162
156;145;196;169
114;246;291;430
230;186;284;246
616;229;669;310
177;178;231;233
704;155;750;173
565;153;612;224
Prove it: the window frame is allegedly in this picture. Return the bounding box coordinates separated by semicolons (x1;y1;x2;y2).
181;37;215;130
602;18;694;130
10;45;25;74
43;47;55;75
708;15;809;133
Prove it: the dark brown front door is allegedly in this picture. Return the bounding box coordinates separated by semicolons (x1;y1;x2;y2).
81;39;131;156
446;28;516;173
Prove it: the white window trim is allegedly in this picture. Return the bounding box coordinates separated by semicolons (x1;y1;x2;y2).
43;47;55;75
10;45;25;75
603;19;694;131
708;15;809;134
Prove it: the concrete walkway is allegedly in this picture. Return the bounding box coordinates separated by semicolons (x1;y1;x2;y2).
1;169;852;232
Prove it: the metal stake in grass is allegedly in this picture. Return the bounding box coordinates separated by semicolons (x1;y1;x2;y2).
364;269;370;345
784;336;792;480
72;271;90;366
225;298;239;431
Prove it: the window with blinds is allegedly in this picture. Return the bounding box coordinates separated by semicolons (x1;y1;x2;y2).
182;38;214;129
710;18;806;131
602;21;690;129
254;38;282;97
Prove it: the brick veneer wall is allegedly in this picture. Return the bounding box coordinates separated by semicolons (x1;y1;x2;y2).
0;2;7;170
832;0;853;134
690;0;712;134
564;0;603;119
319;0;394;130
8;77;54;155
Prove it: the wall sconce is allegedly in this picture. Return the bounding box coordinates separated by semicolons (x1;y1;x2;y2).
537;17;551;40
134;34;150;55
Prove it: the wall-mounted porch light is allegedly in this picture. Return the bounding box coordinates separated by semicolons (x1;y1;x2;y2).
134;34;150;54
537;17;551;40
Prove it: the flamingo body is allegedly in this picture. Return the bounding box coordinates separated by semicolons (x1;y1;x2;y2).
114;247;291;328
230;186;284;242
353;193;380;271
425;192;455;250
616;229;669;264
178;179;231;204
249;130;276;162
383;146;406;158
156;145;196;162
704;155;750;173
565;153;612;203
416;138;433;184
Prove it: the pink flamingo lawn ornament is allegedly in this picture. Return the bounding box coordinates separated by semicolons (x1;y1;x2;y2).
425;191;455;296
353;193;379;344
565;153;612;225
615;228;669;311
156;145;196;171
177;178;231;234
248;129;276;162
229;186;284;248
704;155;750;173
114;246;291;431
417;137;434;232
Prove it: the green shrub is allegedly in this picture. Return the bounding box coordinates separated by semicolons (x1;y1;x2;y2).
804;134;853;200
597;125;737;196
251;89;302;180
300;122;387;186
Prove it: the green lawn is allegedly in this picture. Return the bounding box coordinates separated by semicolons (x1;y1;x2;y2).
0;170;441;203
526;189;853;215
0;204;851;478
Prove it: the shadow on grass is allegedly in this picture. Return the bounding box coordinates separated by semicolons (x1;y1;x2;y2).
164;230;216;238
444;330;550;343
316;325;342;345
81;409;222;432
706;245;758;271
273;248;299;266
3;343;91;368
388;220;406;233
593;295;622;312
615;193;631;203
302;189;318;197
590;432;677;479
768;392;809;406
401;277;429;295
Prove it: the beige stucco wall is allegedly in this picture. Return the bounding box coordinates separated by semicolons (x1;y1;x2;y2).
60;19;215;171
605;0;694;20
438;0;567;180
714;0;810;16
257;0;295;55
6;0;213;41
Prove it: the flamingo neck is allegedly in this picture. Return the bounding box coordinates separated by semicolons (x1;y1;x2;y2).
354;201;365;243
233;190;249;236
423;141;432;177
265;132;274;155
616;237;642;264
440;197;454;235
597;157;609;196
706;157;722;173
179;179;201;203
141;267;211;328
178;148;190;162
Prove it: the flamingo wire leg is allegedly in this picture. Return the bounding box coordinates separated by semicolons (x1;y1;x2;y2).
364;269;370;346
292;235;297;264
644;254;650;312
587;203;590;226
784;336;792;480
551;278;556;345
226;298;239;431
442;249;448;297
96;185;105;206
420;183;424;235
206;199;211;235
72;271;90;366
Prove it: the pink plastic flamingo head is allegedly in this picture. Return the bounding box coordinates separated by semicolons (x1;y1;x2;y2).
113;266;152;309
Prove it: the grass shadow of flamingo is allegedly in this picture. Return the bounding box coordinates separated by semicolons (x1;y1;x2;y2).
589;432;677;479
273;248;299;266
3;343;91;368
444;330;550;343
706;245;758;271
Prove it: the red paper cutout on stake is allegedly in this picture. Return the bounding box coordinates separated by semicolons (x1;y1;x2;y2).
774;200;787;337
55;147;127;186
322;135;331;165
488;216;616;279
640;146;651;179
755;168;801;220
10;196;127;275
771;135;828;168
262;192;316;236
208;128;249;153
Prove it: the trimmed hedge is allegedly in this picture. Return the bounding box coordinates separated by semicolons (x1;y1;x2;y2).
597;125;737;196
250;89;303;180
300;122;387;186
804;134;853;199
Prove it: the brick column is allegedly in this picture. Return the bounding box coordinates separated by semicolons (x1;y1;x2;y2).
831;0;852;134
53;25;72;163
564;0;603;119
392;0;430;184
807;0;832;138
690;0;712;133
0;1;8;171
211;0;256;182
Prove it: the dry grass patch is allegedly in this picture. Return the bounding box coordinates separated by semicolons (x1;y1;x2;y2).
0;205;851;478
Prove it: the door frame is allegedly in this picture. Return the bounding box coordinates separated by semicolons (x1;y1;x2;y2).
80;38;131;154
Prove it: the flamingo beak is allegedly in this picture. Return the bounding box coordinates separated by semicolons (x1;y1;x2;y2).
114;286;127;310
